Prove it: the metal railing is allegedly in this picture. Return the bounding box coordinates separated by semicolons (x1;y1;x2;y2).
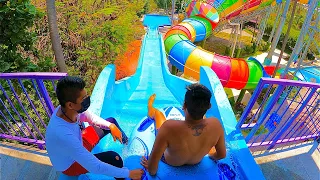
0;73;67;149
236;78;320;151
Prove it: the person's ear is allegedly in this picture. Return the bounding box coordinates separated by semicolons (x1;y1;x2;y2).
183;102;186;110
65;102;73;110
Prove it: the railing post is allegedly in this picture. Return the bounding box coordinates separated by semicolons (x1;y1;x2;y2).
37;144;45;150
236;79;265;129
245;85;285;142
36;79;54;115
236;89;246;104
268;87;317;150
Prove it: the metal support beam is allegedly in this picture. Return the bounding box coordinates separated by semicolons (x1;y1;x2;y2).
268;4;283;43
171;0;175;25
256;6;273;47
263;0;291;65
281;0;319;77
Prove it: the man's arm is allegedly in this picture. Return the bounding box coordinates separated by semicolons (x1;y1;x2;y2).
208;120;226;160
80;110;124;143
79;110;111;129
57;127;129;178
148;121;169;175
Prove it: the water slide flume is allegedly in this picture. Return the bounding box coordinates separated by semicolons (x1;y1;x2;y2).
69;16;266;179
165;0;276;89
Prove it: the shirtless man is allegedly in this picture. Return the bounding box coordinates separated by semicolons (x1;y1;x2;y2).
141;83;226;176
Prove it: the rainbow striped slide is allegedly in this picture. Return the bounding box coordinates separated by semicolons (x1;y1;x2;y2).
164;0;276;89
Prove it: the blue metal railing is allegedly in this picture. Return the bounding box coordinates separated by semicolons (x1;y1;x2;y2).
236;78;320;151
0;72;67;149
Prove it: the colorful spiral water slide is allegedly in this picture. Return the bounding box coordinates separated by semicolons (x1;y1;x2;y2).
164;0;277;89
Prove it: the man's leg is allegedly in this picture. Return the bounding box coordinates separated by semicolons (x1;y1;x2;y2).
63;126;126;177
62;150;126;178
148;94;166;129
94;151;125;180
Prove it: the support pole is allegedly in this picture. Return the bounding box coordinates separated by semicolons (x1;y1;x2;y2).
235;22;243;57
172;66;177;75
268;4;283;43
236;89;247;104
228;20;240;58
256;7;272;47
171;0;175;25
231;26;239;57
263;0;291;65
272;0;298;78
201;38;207;49
295;14;319;70
281;0;318;78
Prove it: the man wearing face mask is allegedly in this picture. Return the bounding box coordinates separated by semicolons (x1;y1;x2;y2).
45;76;143;179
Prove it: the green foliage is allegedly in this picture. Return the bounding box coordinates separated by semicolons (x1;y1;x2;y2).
0;0;54;72
252;42;257;53
0;78;59;144
30;0;156;93
155;0;171;9
242;125;269;137
155;0;188;13
175;0;186;13
137;0;150;17
241;45;254;57
225;46;231;56
0;0;158;145
264;22;300;55
266;5;319;57
235;48;241;58
206;31;262;58
0;0;159;145
258;41;271;52
76;3;146;91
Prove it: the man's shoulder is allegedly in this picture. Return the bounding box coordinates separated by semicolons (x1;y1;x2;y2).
204;117;224;136
205;117;220;122
205;117;223;128
162;119;182;126
158;120;181;132
46;117;73;138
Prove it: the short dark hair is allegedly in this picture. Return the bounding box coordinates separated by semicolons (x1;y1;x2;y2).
56;76;86;107
184;83;212;120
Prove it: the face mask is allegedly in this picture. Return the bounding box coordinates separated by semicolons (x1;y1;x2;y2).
76;96;91;113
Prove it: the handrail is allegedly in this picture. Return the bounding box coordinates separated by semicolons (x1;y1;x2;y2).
0;72;67;149
0;72;67;79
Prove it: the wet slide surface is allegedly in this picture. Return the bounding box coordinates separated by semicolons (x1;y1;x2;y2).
93;28;181;155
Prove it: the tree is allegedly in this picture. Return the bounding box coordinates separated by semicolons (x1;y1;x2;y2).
175;0;186;13
46;0;67;72
155;0;171;14
0;0;47;72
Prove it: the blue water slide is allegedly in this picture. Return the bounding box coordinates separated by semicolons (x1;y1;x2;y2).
277;66;320;83
59;15;265;180
290;67;320;83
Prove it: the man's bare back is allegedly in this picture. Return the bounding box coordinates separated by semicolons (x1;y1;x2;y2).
142;84;226;175
161;117;225;166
